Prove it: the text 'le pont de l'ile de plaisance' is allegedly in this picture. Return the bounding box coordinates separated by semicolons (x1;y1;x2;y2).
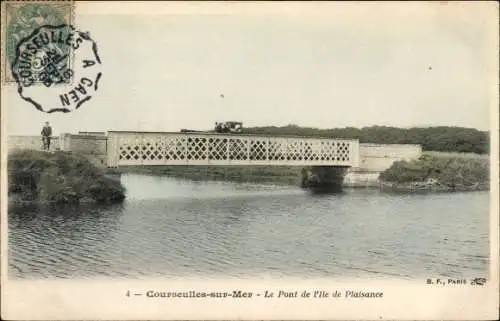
130;289;384;299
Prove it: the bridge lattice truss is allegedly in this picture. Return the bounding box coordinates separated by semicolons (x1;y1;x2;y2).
106;132;359;167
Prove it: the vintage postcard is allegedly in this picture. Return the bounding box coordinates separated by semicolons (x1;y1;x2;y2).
1;1;499;320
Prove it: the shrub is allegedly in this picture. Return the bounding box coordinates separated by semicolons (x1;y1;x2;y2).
379;152;489;189
8;150;126;204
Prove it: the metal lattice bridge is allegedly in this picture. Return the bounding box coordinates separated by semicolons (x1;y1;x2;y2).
106;131;360;167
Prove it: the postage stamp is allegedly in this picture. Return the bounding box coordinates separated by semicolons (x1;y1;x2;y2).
1;1;75;85
2;1;102;113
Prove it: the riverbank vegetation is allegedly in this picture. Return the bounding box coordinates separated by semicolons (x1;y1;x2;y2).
8;150;126;204
379;152;489;192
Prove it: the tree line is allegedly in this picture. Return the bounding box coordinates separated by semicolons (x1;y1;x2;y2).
241;125;489;154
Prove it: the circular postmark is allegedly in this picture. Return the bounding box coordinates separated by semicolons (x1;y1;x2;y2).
11;24;102;113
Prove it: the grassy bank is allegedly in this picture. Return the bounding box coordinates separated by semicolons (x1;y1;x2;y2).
379;152;489;192
8;150;126;204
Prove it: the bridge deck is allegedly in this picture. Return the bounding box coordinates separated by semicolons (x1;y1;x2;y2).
106;131;359;167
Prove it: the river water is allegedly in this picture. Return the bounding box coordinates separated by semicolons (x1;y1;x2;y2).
8;174;490;279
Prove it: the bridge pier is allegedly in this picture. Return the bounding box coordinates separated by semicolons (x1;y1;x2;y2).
301;166;349;193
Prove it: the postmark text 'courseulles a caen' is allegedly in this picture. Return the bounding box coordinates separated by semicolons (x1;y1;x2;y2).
11;24;102;113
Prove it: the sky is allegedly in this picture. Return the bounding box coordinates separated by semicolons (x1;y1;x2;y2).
3;2;498;135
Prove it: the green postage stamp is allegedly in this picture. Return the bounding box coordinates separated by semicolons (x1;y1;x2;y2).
1;1;74;84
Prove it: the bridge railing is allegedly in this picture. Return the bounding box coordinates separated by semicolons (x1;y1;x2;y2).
107;131;359;167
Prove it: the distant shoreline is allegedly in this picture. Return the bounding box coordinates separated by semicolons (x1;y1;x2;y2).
118;151;489;193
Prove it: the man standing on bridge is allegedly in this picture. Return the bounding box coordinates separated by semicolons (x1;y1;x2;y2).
41;121;53;151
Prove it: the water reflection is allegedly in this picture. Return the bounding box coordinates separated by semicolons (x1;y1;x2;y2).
9;202;125;278
8;174;490;279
